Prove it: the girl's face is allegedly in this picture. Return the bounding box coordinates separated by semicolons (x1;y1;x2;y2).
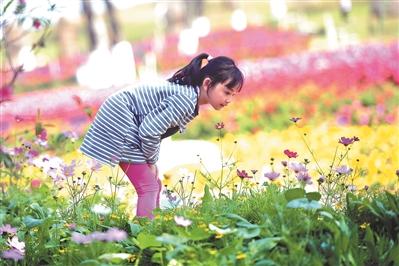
202;78;239;110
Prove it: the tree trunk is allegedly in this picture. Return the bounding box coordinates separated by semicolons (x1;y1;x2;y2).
81;1;97;51
104;0;121;46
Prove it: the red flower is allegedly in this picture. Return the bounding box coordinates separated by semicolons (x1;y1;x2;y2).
237;169;251;179
31;179;41;189
33;19;41;29
284;149;298;158
215;122;224;130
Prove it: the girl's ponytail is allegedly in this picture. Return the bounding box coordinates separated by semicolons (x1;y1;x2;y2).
168;53;244;92
168;53;210;87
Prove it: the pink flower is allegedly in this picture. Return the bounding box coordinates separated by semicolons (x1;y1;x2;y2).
31;179;41;189
33;19;41;29
103;228;127;242
0;85;13;103
284;149;298;158
61;160;77;177
0;224;17;235
87;159;102;172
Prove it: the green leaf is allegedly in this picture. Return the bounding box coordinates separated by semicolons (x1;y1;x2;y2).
254;259;278;266
250;237;281;253
136;232;161;249
237;227;261;239
188;227;212;241
23;216;43;228
128;222;141;236
99;253;131;262
284;188;306;202
306;192;321;201
286;198;321;210
156;233;188;246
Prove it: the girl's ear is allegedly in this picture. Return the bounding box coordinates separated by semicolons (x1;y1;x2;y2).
202;77;212;92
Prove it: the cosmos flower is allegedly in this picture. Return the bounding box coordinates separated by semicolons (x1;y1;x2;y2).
174;216;192;227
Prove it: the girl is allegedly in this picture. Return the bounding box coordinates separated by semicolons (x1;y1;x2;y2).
80;53;244;219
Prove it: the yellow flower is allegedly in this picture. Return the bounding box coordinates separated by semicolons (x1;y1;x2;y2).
360;223;369;229
111;214;118;220
215;233;223;239
209;249;217;255
236;253;246;260
59;248;66;254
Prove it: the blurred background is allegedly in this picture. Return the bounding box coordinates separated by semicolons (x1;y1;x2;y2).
1;0;398;187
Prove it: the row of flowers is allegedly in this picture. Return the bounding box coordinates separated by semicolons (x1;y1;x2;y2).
1;26;309;88
239;41;399;97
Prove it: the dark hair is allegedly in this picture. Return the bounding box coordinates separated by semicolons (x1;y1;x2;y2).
168;53;244;91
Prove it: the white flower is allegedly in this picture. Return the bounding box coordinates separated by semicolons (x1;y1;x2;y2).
7;236;25;254
208;224;234;234
91;204;111;215
174;216;192;227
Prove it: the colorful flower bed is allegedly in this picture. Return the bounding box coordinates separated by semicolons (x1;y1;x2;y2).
0;120;398;265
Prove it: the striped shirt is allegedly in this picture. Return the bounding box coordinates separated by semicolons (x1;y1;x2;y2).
80;81;200;167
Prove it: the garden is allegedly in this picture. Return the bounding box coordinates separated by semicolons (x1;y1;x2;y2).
1;1;398;265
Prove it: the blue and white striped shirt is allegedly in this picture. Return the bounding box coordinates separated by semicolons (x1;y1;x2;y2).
80;81;199;166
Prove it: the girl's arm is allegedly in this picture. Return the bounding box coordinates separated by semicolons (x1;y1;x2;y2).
138;93;196;164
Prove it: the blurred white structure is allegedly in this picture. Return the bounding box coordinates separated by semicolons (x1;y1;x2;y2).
269;0;287;23
158;138;223;179
324;14;338;50
137;51;158;81
178;28;199;56
76;41;136;89
231;9;247;31
192;16;211;37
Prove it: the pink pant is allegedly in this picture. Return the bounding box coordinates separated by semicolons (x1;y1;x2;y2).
119;162;162;219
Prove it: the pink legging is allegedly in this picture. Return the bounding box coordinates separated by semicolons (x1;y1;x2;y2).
119;162;162;219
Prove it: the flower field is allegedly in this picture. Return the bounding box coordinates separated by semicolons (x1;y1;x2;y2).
1;24;399;265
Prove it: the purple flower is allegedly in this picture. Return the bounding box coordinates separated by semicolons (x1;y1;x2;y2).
104;228;127;242
338;137;355;146
335;165;352;175
0;224;17;235
288;162;307;173
296;171;312;184
1;249;24;261
63;130;78;142
72;232;92;244
61;160;77;178
13;147;24;156
264;171;280;181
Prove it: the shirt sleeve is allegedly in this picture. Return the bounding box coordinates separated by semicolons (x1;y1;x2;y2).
138;93;195;164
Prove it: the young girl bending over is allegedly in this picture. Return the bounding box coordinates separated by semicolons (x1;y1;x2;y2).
80;53;244;219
